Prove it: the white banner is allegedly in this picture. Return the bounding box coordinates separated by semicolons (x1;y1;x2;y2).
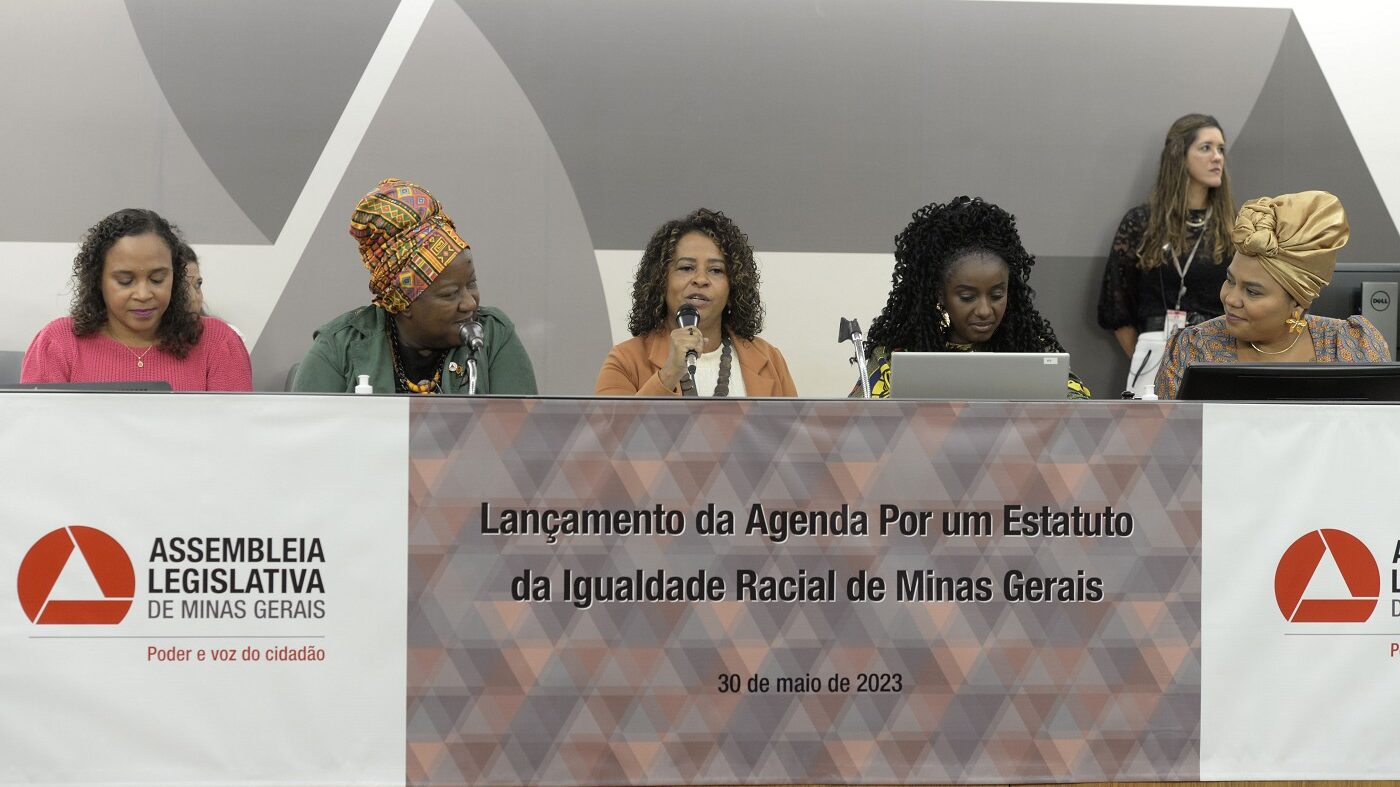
1202;403;1400;780
0;393;408;787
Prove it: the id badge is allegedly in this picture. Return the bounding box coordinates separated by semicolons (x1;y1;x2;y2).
1164;309;1188;334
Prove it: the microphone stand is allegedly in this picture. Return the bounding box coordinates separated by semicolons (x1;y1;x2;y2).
460;321;485;395
840;318;872;399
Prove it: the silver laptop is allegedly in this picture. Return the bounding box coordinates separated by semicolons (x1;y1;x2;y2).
889;352;1068;400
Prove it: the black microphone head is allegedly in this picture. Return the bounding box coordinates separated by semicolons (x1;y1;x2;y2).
459;321;485;352
838;318;852;343
677;304;700;328
677;299;700;324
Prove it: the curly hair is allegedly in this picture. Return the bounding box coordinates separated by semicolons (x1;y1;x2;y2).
1137;113;1235;270
69;208;202;358
626;208;764;340
866;196;1064;354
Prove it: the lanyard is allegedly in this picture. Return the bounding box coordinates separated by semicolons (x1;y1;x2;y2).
1164;214;1208;310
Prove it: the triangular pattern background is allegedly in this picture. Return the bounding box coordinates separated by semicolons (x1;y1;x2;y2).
407;399;1203;784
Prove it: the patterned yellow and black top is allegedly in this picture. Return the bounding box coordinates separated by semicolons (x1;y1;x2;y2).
849;344;1091;400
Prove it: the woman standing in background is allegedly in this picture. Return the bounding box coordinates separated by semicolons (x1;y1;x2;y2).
1098;113;1235;397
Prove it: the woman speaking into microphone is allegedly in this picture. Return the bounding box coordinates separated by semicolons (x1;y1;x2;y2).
595;208;797;396
293;178;537;394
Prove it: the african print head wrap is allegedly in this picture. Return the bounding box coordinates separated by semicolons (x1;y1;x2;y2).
350;178;471;314
1231;191;1349;308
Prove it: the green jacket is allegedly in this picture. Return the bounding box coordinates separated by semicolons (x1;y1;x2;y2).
292;305;538;395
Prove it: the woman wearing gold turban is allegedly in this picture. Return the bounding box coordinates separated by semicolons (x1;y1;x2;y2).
1154;191;1389;398
293;178;537;394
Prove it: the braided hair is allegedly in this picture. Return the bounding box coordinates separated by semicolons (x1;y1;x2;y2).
866;196;1064;353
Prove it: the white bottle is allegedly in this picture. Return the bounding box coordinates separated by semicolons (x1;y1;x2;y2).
354;374;373;394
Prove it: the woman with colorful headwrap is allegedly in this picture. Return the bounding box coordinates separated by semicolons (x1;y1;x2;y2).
1154;191;1389;399
292;178;537;394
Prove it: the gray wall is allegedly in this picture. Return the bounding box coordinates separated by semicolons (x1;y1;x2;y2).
2;0;1396;397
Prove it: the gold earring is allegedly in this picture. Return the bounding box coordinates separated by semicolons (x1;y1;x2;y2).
1286;315;1307;334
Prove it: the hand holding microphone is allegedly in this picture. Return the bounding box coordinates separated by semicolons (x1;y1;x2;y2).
677;304;700;378
660;304;706;391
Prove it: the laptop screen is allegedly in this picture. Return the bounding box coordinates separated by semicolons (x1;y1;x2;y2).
0;381;174;393
888;352;1068;400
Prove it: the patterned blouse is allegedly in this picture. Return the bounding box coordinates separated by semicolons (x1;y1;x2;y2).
1154;314;1391;399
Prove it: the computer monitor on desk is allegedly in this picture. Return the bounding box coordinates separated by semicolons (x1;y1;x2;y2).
889;352;1068;400
1178;363;1400;401
1310;263;1400;360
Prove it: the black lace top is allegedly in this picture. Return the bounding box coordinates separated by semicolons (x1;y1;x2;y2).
1096;204;1227;332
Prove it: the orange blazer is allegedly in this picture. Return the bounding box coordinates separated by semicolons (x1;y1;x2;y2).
595;330;799;396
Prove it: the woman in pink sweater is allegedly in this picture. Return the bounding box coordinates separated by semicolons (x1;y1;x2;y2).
21;209;251;391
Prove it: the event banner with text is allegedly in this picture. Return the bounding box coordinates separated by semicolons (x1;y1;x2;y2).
406;398;1203;784
1202;404;1400;781
0;394;408;787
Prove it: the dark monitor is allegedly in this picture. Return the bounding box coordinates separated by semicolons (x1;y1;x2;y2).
1310;263;1400;319
0;381;173;392
1179;362;1400;401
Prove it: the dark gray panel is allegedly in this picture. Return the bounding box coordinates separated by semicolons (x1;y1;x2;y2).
1031;256;1129;399
126;0;399;242
254;0;609;394
458;0;1287;255
0;351;21;385
1227;15;1400;264
0;1;266;243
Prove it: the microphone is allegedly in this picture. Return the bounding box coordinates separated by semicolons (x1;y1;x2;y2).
459;321;485;355
676;304;700;379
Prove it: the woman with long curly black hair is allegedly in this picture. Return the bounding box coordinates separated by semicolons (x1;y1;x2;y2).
595;208;797;396
857;196;1089;398
20;208;251;390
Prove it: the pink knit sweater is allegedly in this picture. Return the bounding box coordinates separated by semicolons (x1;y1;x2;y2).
20;317;252;392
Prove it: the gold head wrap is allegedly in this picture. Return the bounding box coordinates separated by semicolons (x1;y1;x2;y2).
1230;190;1348;308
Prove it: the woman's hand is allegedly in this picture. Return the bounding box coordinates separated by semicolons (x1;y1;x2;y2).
658;325;709;391
1114;325;1138;358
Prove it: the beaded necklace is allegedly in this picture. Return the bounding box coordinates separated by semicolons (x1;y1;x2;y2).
386;317;446;394
679;338;733;397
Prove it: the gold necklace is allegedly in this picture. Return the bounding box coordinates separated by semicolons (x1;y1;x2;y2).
105;326;157;367
116;340;156;367
1249;332;1304;356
